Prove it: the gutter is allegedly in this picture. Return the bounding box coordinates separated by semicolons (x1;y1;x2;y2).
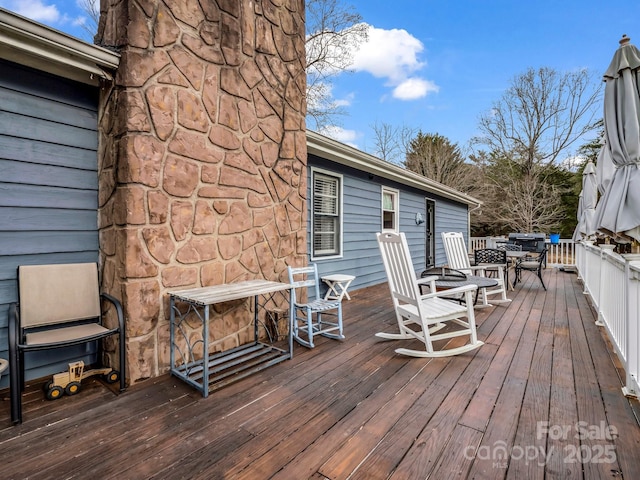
0;7;119;86
307;130;482;208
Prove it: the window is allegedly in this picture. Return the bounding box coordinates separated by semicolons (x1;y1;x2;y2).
382;187;399;232
312;170;342;258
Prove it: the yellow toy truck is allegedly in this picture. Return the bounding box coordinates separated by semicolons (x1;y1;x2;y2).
44;361;119;400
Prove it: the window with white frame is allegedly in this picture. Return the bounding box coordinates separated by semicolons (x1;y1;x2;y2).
382;187;399;232
312;170;342;258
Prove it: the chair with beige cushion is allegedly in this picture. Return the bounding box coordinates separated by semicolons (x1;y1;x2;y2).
515;248;548;290
8;263;126;424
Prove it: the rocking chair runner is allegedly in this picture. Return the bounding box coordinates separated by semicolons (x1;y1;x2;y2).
376;232;483;357
441;232;511;307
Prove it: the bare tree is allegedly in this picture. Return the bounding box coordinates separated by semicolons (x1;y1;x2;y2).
77;0;99;42
502;175;559;232
471;67;601;234
369;121;416;164
305;0;368;129
481;158;565;233
404;132;476;194
476;67;601;173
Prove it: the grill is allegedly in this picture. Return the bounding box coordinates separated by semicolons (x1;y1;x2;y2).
508;233;546;253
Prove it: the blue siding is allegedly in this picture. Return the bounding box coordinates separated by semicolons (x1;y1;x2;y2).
0;59;100;388
308;155;469;297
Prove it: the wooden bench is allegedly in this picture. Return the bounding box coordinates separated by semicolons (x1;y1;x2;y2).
8;263;126;424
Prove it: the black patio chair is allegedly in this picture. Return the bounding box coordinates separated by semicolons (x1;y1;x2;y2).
474;248;508;284
515;248;548;290
496;243;522;252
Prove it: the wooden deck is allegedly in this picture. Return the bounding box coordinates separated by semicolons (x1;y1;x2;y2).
1;268;639;479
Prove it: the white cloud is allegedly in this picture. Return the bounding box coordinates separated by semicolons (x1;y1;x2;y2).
319;126;360;149
72;16;86;27
1;0;62;22
352;26;425;82
350;24;438;101
393;78;439;100
334;92;355;108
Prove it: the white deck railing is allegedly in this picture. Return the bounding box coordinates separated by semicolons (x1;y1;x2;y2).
472;236;639;398
575;241;640;399
470;237;575;267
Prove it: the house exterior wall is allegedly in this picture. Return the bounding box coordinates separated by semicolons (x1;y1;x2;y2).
96;0;306;384
307;154;470;295
0;59;102;388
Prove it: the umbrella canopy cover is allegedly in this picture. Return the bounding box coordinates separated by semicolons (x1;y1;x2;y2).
596;140;615;196
572;192;584;241
573;160;598;241
594;35;640;242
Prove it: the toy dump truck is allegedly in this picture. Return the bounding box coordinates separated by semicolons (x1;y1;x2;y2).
44;360;119;400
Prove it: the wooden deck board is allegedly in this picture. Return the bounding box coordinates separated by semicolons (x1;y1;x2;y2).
0;270;638;479
564;271;624;479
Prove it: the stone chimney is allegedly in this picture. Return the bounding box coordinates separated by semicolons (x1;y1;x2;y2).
95;0;307;384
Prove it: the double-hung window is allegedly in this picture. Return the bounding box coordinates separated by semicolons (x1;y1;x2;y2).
382;187;399;232
312;169;342;258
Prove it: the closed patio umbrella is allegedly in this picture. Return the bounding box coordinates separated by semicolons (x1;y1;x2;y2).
572;192;584;241
573;160;598;241
594;35;640;243
596;139;614;197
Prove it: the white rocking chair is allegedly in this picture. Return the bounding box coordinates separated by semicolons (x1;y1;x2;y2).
376;232;483;358
441;231;511;307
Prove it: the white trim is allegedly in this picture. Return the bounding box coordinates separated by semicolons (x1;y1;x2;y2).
381;186;400;233
0;7;119;86
307;130;481;209
310;167;344;261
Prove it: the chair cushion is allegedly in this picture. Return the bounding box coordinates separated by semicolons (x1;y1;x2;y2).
25;323;112;346
519;261;540;269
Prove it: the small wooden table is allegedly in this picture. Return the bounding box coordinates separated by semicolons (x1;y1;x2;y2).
169;280;293;397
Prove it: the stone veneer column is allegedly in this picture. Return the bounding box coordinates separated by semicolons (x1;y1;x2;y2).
95;0;306;384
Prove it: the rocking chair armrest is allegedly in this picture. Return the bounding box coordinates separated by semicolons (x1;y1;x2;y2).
417;275;438;285
416;275;437;291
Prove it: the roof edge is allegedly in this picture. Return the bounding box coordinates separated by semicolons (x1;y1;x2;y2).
0;7;119;86
306;130;482;208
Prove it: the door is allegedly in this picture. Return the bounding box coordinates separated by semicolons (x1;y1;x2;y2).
425;199;436;268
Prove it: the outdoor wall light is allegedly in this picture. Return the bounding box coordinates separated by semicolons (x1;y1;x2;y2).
415;212;425;225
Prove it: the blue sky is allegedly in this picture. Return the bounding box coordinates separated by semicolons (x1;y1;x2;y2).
3;0;639;157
